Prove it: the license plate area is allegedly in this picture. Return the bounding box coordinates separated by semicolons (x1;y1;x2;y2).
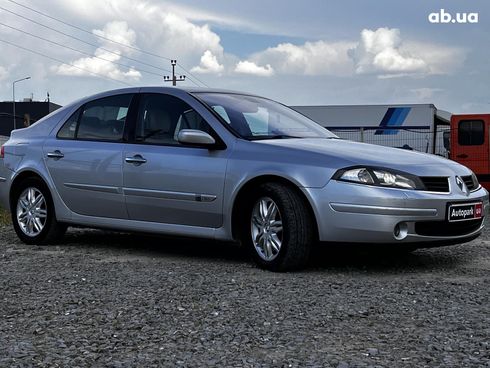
447;202;483;222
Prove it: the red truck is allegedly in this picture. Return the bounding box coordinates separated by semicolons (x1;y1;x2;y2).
449;114;490;189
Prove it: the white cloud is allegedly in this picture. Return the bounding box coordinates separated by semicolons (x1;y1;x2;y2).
150;13;223;61
235;61;274;76
349;28;427;76
92;21;136;46
348;28;464;78
52;0;226;69
53;0;255;35
247;40;354;76
232;28;464;79
56;21;141;81
401;41;466;75
191;50;224;74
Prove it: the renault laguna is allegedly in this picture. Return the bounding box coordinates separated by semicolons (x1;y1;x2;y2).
0;87;487;271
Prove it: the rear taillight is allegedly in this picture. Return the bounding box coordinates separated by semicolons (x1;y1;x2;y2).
0;145;4;158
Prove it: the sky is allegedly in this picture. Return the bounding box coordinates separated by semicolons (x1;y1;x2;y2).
0;0;489;113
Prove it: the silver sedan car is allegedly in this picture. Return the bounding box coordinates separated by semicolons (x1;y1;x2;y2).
0;87;487;271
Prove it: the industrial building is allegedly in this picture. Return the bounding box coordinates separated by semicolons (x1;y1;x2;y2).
0;100;61;136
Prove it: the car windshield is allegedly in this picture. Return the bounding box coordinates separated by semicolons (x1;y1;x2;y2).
194;93;337;140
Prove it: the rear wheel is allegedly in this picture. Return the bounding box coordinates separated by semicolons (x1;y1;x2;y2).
242;183;314;271
11;177;67;245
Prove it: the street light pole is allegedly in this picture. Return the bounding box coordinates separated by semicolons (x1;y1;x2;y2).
12;76;30;132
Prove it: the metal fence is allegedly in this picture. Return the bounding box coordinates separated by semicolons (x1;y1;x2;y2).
330;127;451;157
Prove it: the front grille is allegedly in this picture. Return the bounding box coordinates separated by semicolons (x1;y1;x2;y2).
420;177;449;193
415;218;483;237
461;175;477;191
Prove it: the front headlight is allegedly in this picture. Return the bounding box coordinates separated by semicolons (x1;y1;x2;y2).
333;166;424;190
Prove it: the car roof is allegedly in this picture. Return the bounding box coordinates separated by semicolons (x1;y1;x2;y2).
92;86;261;97
179;87;257;95
69;86;265;110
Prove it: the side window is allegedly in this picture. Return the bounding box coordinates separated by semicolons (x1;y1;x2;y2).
57;108;81;139
211;105;231;124
458;120;484;146
135;94;212;145
56;94;133;141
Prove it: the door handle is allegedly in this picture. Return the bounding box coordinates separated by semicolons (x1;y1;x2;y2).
47;150;64;159
456;154;468;159
125;154;147;165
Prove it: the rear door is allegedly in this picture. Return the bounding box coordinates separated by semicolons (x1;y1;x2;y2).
43;93;134;218
451;114;490;177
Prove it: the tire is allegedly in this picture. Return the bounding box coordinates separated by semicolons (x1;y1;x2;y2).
241;182;314;271
10;177;67;245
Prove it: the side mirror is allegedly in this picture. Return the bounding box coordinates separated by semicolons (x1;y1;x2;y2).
177;129;216;146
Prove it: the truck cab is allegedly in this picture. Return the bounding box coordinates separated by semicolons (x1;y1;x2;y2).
449;114;490;189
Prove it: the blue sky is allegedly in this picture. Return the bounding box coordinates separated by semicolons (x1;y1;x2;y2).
0;0;489;113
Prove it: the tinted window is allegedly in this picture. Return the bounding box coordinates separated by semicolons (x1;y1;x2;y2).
76;94;133;141
458;120;484;146
135;94;212;145
57;108;80;139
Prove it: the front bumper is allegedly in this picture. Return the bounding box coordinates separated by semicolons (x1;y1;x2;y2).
303;179;489;244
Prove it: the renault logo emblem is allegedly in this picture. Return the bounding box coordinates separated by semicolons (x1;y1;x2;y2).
455;176;469;196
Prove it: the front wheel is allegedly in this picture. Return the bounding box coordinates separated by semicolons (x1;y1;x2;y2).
11;177;67;245
243;183;314;271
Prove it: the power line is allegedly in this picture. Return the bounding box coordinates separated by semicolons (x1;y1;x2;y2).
0;38;133;86
0;5;173;75
3;0;210;87
0;21;164;79
5;0;171;61
176;63;209;88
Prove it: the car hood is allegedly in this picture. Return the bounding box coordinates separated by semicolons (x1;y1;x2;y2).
256;138;470;176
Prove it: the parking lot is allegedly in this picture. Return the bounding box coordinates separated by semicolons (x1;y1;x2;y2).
0;224;489;367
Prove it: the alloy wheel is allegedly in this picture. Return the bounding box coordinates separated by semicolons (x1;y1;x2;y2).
16;187;47;237
251;196;283;261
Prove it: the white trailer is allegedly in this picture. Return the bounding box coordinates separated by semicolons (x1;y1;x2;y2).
292;104;451;156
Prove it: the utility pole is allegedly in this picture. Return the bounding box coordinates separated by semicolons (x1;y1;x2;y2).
163;60;185;86
12;76;30;131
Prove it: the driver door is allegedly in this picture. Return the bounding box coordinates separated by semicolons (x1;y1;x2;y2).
122;93;229;227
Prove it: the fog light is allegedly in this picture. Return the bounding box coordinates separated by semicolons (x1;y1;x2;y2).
394;222;408;240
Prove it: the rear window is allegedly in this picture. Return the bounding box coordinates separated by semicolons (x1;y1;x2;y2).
458;120;484;146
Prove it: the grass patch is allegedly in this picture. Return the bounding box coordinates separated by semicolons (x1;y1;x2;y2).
0;207;11;226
